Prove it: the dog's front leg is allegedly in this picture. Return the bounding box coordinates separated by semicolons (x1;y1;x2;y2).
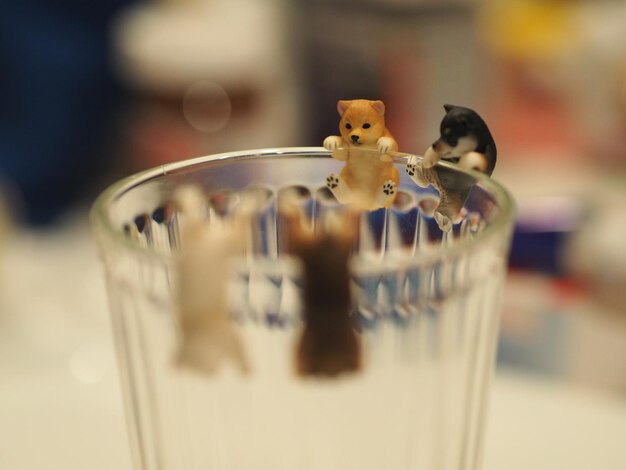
434;190;464;232
458;151;488;173
377;136;396;153
323;135;349;161
406;154;437;188
422;145;441;168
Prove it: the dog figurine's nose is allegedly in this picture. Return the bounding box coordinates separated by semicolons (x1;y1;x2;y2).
351;135;359;143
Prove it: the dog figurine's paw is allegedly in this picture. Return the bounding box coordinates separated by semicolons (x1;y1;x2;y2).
323;136;343;151
434;210;453;233
406;156;430;188
374;179;397;208
325;173;353;204
458;151;488;173
382;180;396;196
377;136;395;154
406;161;417;177
326;174;340;189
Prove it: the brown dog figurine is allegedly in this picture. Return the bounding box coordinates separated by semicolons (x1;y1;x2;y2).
281;204;361;377
323;99;400;211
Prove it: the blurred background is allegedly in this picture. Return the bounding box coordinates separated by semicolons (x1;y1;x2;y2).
1;0;625;469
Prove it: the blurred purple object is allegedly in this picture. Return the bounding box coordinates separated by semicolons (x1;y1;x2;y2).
509;197;584;275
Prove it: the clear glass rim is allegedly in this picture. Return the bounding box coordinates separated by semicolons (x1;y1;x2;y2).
90;147;516;265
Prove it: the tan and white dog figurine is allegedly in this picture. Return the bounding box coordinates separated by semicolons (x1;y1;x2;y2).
174;185;252;375
323;99;399;210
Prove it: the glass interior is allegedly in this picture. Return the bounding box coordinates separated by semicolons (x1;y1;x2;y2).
91;147;515;470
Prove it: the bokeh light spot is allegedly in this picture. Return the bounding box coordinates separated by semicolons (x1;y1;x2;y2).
183;81;231;133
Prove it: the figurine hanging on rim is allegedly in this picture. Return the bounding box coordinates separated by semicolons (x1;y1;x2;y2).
406;104;497;231
323;99;400;211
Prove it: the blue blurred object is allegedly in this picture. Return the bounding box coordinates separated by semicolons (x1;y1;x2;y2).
0;1;131;225
508;196;584;276
509;230;569;275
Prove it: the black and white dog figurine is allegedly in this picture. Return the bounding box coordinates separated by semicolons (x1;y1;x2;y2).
406;105;497;231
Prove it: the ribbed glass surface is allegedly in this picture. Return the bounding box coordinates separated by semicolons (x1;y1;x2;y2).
92;148;514;470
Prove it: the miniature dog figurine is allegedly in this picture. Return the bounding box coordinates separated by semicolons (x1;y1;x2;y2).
281;202;361;378
174;185;251;375
406;104;497;231
421;104;496;174
323;99;400;210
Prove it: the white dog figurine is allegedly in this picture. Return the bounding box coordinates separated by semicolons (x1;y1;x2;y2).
174;185;252;375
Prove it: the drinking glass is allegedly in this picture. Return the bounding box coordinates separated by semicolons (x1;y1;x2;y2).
91;147;515;470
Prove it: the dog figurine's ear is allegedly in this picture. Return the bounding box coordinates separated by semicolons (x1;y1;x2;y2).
443;104;454;113
337;100;351;116
372;100;385;116
279;197;312;254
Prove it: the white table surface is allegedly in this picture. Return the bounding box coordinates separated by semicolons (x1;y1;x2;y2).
1;214;625;470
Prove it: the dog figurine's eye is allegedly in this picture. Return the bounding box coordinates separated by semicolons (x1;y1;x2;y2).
363;123;371;129
443;128;451;134
345;123;352;130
